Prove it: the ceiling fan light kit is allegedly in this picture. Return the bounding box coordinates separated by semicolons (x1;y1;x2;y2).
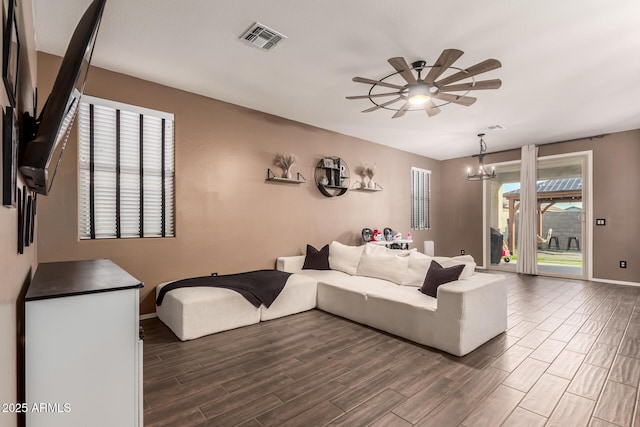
408;83;434;106
466;133;496;181
347;49;502;118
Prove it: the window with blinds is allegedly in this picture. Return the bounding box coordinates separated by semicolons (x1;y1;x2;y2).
78;96;175;239
410;167;431;230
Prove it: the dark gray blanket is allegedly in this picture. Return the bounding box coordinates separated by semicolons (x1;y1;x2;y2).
155;269;291;308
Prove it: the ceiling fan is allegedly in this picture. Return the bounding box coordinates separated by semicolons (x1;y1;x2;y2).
346;49;502;118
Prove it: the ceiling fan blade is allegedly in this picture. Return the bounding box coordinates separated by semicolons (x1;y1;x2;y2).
435;59;502;87
440;79;502;92
433;93;477;106
362;96;405;113
423;99;441;117
392;100;412;118
352;76;405;90
423;49;464;84
388;57;417;84
346;92;402;100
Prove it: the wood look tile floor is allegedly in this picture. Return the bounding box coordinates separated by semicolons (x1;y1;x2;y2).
142;273;640;427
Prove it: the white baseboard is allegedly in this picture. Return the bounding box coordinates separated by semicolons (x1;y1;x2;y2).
140;312;158;320
590;277;640;287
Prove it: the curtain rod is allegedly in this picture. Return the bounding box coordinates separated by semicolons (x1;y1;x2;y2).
483;134;607;157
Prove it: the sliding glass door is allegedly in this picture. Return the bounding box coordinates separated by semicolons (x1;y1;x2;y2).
485;153;590;279
536;156;585;277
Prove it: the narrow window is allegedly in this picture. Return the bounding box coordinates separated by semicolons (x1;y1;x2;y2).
410;167;431;230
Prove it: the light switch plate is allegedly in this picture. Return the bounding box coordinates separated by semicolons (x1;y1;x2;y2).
596;219;606;226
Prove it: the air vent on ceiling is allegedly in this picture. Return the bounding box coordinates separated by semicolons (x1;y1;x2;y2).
240;22;287;51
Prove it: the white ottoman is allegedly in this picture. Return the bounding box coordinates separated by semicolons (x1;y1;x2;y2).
156;284;260;341
156;273;318;341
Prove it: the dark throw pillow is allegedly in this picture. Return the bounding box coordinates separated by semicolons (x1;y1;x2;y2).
419;260;465;298
302;244;330;270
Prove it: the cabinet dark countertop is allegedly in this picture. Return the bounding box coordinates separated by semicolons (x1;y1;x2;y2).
26;259;143;301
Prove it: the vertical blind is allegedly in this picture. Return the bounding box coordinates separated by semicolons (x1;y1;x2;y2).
410;167;431;230
78;96;175;239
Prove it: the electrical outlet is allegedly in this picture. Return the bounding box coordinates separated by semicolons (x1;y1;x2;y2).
620;261;627;269
596;219;606;226
460;249;465;255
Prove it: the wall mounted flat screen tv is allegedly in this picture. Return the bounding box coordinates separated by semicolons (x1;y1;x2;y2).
19;0;106;195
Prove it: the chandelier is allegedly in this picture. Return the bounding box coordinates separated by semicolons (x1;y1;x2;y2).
466;133;496;181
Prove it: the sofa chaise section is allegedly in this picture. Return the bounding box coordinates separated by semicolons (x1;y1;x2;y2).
156;273;317;341
277;253;507;356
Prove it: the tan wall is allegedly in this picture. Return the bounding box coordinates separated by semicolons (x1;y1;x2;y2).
36;52;441;314
440;131;640;283
0;1;38;426
438;156;484;259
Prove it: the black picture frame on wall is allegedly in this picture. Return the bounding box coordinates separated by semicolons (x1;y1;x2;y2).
29;193;36;243
24;194;32;247
2;106;18;207
2;0;19;107
17;186;23;253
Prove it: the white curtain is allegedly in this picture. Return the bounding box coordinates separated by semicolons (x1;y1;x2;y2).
517;144;539;275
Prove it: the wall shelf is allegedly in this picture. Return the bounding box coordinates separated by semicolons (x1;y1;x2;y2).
354;182;383;191
315;157;350;197
266;168;307;184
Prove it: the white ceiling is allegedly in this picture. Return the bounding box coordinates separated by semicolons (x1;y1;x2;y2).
33;0;640;160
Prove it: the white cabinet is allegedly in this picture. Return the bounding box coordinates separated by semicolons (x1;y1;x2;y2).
25;259;143;427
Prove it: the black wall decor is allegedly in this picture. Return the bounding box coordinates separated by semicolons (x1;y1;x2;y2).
24;194;32;247
17;186;23;254
29;193;36;244
2;0;20;107
314;157;350;197
2;106;18;206
16;186;36;254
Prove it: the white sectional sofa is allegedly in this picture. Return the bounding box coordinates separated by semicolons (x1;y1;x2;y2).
156;241;507;356
277;242;507;356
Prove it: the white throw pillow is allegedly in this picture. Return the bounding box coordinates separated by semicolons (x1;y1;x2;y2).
329;241;365;275
402;251;433;287
433;255;476;279
356;244;410;284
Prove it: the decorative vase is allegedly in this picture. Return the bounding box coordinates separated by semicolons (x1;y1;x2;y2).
283;168;292;179
368;179;376;189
